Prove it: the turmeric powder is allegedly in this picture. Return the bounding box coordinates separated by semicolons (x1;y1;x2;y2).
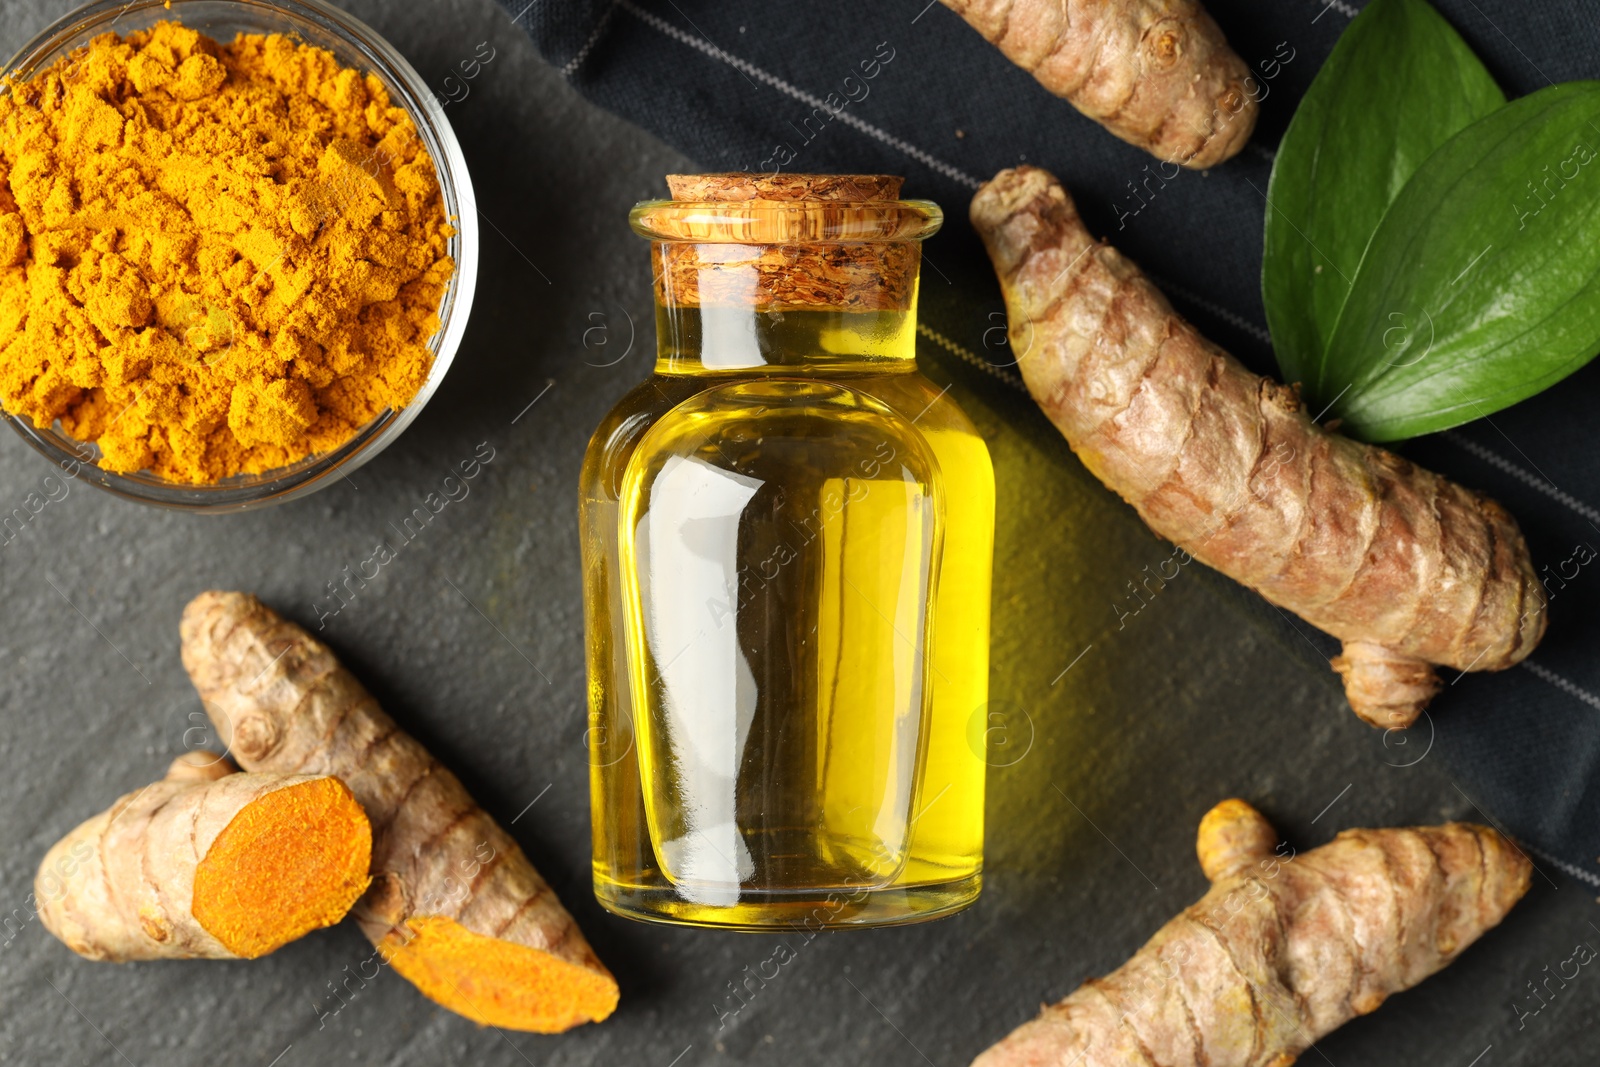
0;22;455;483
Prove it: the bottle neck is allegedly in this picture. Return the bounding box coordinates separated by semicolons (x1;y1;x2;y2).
653;292;920;376
631;191;940;376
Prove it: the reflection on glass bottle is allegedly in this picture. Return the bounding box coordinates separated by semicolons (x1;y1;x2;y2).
581;174;994;929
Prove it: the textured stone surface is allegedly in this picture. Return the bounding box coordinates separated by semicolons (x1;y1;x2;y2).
0;1;1592;1064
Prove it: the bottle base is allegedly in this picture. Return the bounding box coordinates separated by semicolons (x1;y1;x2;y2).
593;872;981;931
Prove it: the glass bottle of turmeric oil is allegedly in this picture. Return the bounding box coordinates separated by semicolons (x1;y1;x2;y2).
581;174;995;929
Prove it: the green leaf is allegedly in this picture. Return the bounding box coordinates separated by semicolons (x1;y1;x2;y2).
1262;0;1503;402
1325;82;1600;442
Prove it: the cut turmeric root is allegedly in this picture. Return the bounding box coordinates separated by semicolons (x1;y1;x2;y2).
940;0;1257;168
972;798;1531;1067
180;591;618;1033
37;751;371;961
970;167;1545;727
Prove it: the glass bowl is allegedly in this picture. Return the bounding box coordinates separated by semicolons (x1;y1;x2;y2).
0;0;479;512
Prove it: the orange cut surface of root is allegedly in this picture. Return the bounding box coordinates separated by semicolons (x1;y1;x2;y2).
381;915;620;1032
192;776;371;959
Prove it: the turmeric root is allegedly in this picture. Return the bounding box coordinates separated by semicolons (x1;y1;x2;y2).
180;591;618;1034
972;798;1530;1067
940;0;1257;168
37;752;371;961
970;167;1544;728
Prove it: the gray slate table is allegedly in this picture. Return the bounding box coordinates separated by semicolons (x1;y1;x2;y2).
0;1;1595;1064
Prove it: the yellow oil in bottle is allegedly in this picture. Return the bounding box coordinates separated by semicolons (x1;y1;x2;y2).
582;182;993;929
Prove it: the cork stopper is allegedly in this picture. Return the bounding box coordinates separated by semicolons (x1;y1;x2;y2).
639;173;936;313
665;173;905;202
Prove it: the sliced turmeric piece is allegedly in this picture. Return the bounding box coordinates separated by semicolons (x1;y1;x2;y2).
37;752;371;961
180;591;619;1033
382;916;623;1031
972;798;1531;1066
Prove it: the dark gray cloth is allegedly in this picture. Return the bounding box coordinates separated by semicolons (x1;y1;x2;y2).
501;0;1600;886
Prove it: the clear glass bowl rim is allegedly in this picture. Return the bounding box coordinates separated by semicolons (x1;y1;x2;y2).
0;0;480;512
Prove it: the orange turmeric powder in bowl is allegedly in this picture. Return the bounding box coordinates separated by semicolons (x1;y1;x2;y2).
0;0;477;509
